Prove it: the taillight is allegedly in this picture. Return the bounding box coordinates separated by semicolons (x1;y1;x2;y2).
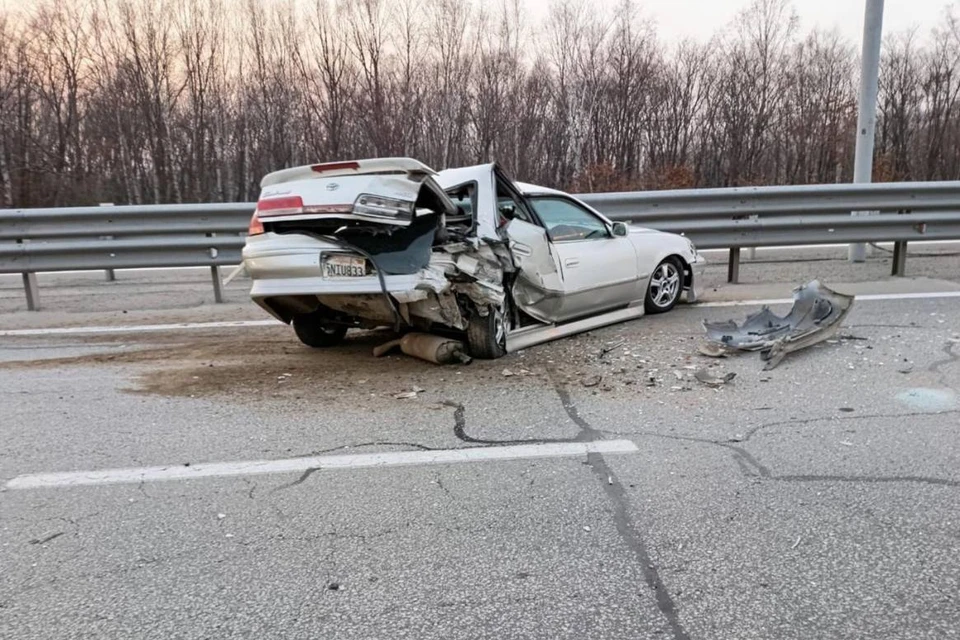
311;161;360;173
248;212;264;236
353;194;414;219
256;195;304;217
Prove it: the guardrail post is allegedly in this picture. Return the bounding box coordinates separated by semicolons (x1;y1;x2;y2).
206;231;226;303
211;266;225;303
100;206;116;281
891;241;907;276
747;247;756;260
22;272;40;311
727;247;741;284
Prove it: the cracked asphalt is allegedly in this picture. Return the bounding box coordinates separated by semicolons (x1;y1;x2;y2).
2;276;960;639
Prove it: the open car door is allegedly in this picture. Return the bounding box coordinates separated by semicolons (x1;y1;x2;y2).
435;163;564;324
502;219;564;323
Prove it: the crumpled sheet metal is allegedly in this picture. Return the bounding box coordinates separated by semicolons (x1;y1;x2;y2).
702;280;855;369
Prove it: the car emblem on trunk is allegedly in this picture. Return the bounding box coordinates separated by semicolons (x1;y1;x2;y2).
326;183;340;191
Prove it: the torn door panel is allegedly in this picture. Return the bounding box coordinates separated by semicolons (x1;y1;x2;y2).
702;280;855;369
502;218;565;322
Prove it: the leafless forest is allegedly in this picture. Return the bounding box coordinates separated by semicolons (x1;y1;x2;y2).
1;0;959;207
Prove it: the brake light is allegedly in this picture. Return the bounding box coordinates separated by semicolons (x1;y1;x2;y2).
353;194;414;218
248;212;264;236
256;195;303;217
311;161;360;173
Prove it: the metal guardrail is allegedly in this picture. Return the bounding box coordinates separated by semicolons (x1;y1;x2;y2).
2;182;960;310
577;182;960;282
0;203;252;310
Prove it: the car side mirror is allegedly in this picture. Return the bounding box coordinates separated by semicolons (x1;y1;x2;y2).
611;222;628;237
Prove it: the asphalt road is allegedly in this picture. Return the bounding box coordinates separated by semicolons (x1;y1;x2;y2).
2;273;959;639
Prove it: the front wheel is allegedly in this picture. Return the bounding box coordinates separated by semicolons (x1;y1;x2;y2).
467;304;508;359
292;311;348;348
645;258;684;314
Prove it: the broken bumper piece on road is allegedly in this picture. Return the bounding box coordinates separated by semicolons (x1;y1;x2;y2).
701;280;855;370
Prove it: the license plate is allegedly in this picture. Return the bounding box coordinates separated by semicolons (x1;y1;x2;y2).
322;254;367;278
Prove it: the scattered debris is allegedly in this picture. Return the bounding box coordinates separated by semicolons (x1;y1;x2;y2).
839;440;854;447
697;342;731;358
581;375;603;388
839;407;855;413
583;525;592;532
599;341;625;359
373;333;471;365
897;363;914;374
673;370;685;381
694;370;737;387
222;263;248;286
327;582;343;591
393;389;421;399
502;368;516;377
791;535;802;550
702;280;855;370
217;513;226;520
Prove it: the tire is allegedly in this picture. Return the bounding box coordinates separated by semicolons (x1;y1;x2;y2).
292;311;348;348
645;257;684;314
467;304;508;359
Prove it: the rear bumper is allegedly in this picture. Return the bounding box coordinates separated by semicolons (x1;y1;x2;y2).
243;232;429;320
248;274;423;297
687;253;707;303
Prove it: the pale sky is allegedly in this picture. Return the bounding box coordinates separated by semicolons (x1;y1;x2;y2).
522;0;955;44
1;0;953;45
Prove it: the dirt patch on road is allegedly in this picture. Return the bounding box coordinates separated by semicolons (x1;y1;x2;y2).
0;320;728;403
0;329;562;400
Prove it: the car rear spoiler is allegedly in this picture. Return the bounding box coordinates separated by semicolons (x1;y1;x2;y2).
261;158;437;188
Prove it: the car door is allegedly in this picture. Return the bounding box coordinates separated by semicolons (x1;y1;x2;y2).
526;196;642;321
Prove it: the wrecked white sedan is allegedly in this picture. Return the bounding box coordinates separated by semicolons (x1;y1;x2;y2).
242;158;705;358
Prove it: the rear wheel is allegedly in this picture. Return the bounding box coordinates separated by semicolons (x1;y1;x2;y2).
292;310;348;348
645;257;684;314
467;304;508;359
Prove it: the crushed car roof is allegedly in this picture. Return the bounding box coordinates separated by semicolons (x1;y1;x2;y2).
513;181;568;197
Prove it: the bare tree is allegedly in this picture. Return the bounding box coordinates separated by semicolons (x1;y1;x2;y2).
2;0;959;209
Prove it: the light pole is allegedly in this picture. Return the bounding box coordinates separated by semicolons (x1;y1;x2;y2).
849;0;885;262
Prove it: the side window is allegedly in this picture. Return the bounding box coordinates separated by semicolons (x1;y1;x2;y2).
496;182;533;226
528;197;609;242
445;182;476;220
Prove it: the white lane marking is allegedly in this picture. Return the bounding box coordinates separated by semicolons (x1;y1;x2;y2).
4;440;639;490
0;319;280;337
2;290;960;337
695;290;960;308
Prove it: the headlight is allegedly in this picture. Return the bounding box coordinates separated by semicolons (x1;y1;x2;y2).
685;236;697;254
353;194;415;219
